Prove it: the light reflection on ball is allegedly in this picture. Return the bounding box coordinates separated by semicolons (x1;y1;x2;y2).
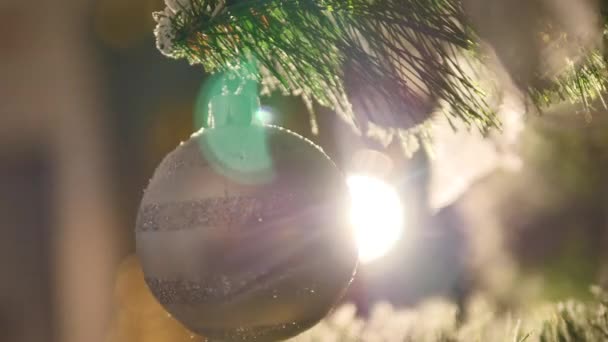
254;107;274;125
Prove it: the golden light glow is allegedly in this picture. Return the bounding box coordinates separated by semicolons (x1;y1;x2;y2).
347;174;404;264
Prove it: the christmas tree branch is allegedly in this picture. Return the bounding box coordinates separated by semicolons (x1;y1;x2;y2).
156;0;493;131
155;0;608;143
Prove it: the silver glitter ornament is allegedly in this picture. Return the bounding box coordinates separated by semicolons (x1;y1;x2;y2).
135;103;358;341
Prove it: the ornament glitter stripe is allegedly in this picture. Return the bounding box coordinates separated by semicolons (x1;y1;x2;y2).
145;277;235;304
136;193;297;232
145;274;320;305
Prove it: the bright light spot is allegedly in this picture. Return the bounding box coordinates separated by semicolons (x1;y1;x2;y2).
347;175;404;264
254;107;274;125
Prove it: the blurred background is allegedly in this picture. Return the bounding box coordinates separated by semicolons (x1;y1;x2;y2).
1;0;608;341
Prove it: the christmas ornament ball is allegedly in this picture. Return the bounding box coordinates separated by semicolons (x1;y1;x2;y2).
136;124;358;341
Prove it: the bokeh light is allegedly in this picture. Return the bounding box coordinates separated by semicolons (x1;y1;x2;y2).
254;106;275;125
347;174;404;264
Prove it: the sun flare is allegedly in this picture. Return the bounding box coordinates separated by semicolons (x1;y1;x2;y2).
347;174;404;264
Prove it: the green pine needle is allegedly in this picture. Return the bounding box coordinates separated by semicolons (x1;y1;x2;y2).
156;0;608;142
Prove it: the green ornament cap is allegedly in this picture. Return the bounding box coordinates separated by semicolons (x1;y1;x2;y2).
200;68;260;128
209;92;258;127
